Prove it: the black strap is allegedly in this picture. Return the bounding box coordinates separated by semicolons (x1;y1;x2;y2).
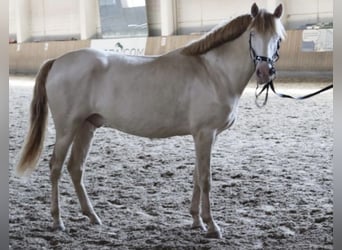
269;81;333;100
255;83;270;107
255;81;333;107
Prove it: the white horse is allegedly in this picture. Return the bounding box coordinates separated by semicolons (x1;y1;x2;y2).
16;3;285;239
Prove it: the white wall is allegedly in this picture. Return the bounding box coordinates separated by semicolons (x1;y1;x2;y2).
9;0;333;41
29;0;81;41
286;0;333;29
147;0;333;35
176;0;265;34
9;1;16;40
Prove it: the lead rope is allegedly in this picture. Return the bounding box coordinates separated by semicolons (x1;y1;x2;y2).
269;81;333;100
255;80;333;108
255;82;270;108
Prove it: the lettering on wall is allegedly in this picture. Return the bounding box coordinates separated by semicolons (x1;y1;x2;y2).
90;37;147;56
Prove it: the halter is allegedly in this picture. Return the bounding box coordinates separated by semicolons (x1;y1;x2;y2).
249;32;333;107
249;33;281;107
249;33;281;68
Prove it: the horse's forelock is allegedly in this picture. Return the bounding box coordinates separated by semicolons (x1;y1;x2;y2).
251;9;286;39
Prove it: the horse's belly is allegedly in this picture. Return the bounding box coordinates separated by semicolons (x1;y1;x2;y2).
104;120;190;138
94;87;191;138
101;112;190;138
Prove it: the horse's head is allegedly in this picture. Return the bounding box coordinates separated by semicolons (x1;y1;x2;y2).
249;3;286;85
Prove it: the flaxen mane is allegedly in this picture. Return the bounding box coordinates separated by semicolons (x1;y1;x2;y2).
181;14;252;56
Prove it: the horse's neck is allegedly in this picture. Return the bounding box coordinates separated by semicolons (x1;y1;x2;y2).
203;31;255;97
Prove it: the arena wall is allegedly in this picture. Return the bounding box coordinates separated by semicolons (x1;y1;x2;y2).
9;40;90;74
9;30;332;76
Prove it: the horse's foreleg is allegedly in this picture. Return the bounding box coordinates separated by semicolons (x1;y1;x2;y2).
190;167;205;231
49;133;74;231
193;129;222;239
67;121;101;225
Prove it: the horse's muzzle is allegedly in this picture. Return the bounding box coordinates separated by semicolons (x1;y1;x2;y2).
256;61;276;84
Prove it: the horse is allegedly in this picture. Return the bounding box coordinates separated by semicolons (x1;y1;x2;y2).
16;3;285;239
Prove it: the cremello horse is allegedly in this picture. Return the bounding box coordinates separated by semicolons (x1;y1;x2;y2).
16;3;285;238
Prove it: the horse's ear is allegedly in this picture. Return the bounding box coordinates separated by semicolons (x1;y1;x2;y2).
251;3;259;18
273;4;283;18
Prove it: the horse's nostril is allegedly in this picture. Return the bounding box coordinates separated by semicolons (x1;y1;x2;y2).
257;69;261;77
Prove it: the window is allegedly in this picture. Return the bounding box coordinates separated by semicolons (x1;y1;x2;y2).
99;0;116;6
98;0;147;38
121;0;145;8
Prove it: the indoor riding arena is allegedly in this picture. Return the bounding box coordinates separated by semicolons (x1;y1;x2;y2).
9;1;333;249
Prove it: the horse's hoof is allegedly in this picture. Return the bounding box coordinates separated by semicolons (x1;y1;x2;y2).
83;211;102;225
90;216;102;225
205;230;222;239
51;222;65;232
191;222;206;232
191;217;206;231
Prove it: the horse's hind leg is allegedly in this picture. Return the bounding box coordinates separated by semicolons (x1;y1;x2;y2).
66;121;101;225
50;129;76;231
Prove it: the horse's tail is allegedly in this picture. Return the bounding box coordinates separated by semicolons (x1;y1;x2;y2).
16;59;55;177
